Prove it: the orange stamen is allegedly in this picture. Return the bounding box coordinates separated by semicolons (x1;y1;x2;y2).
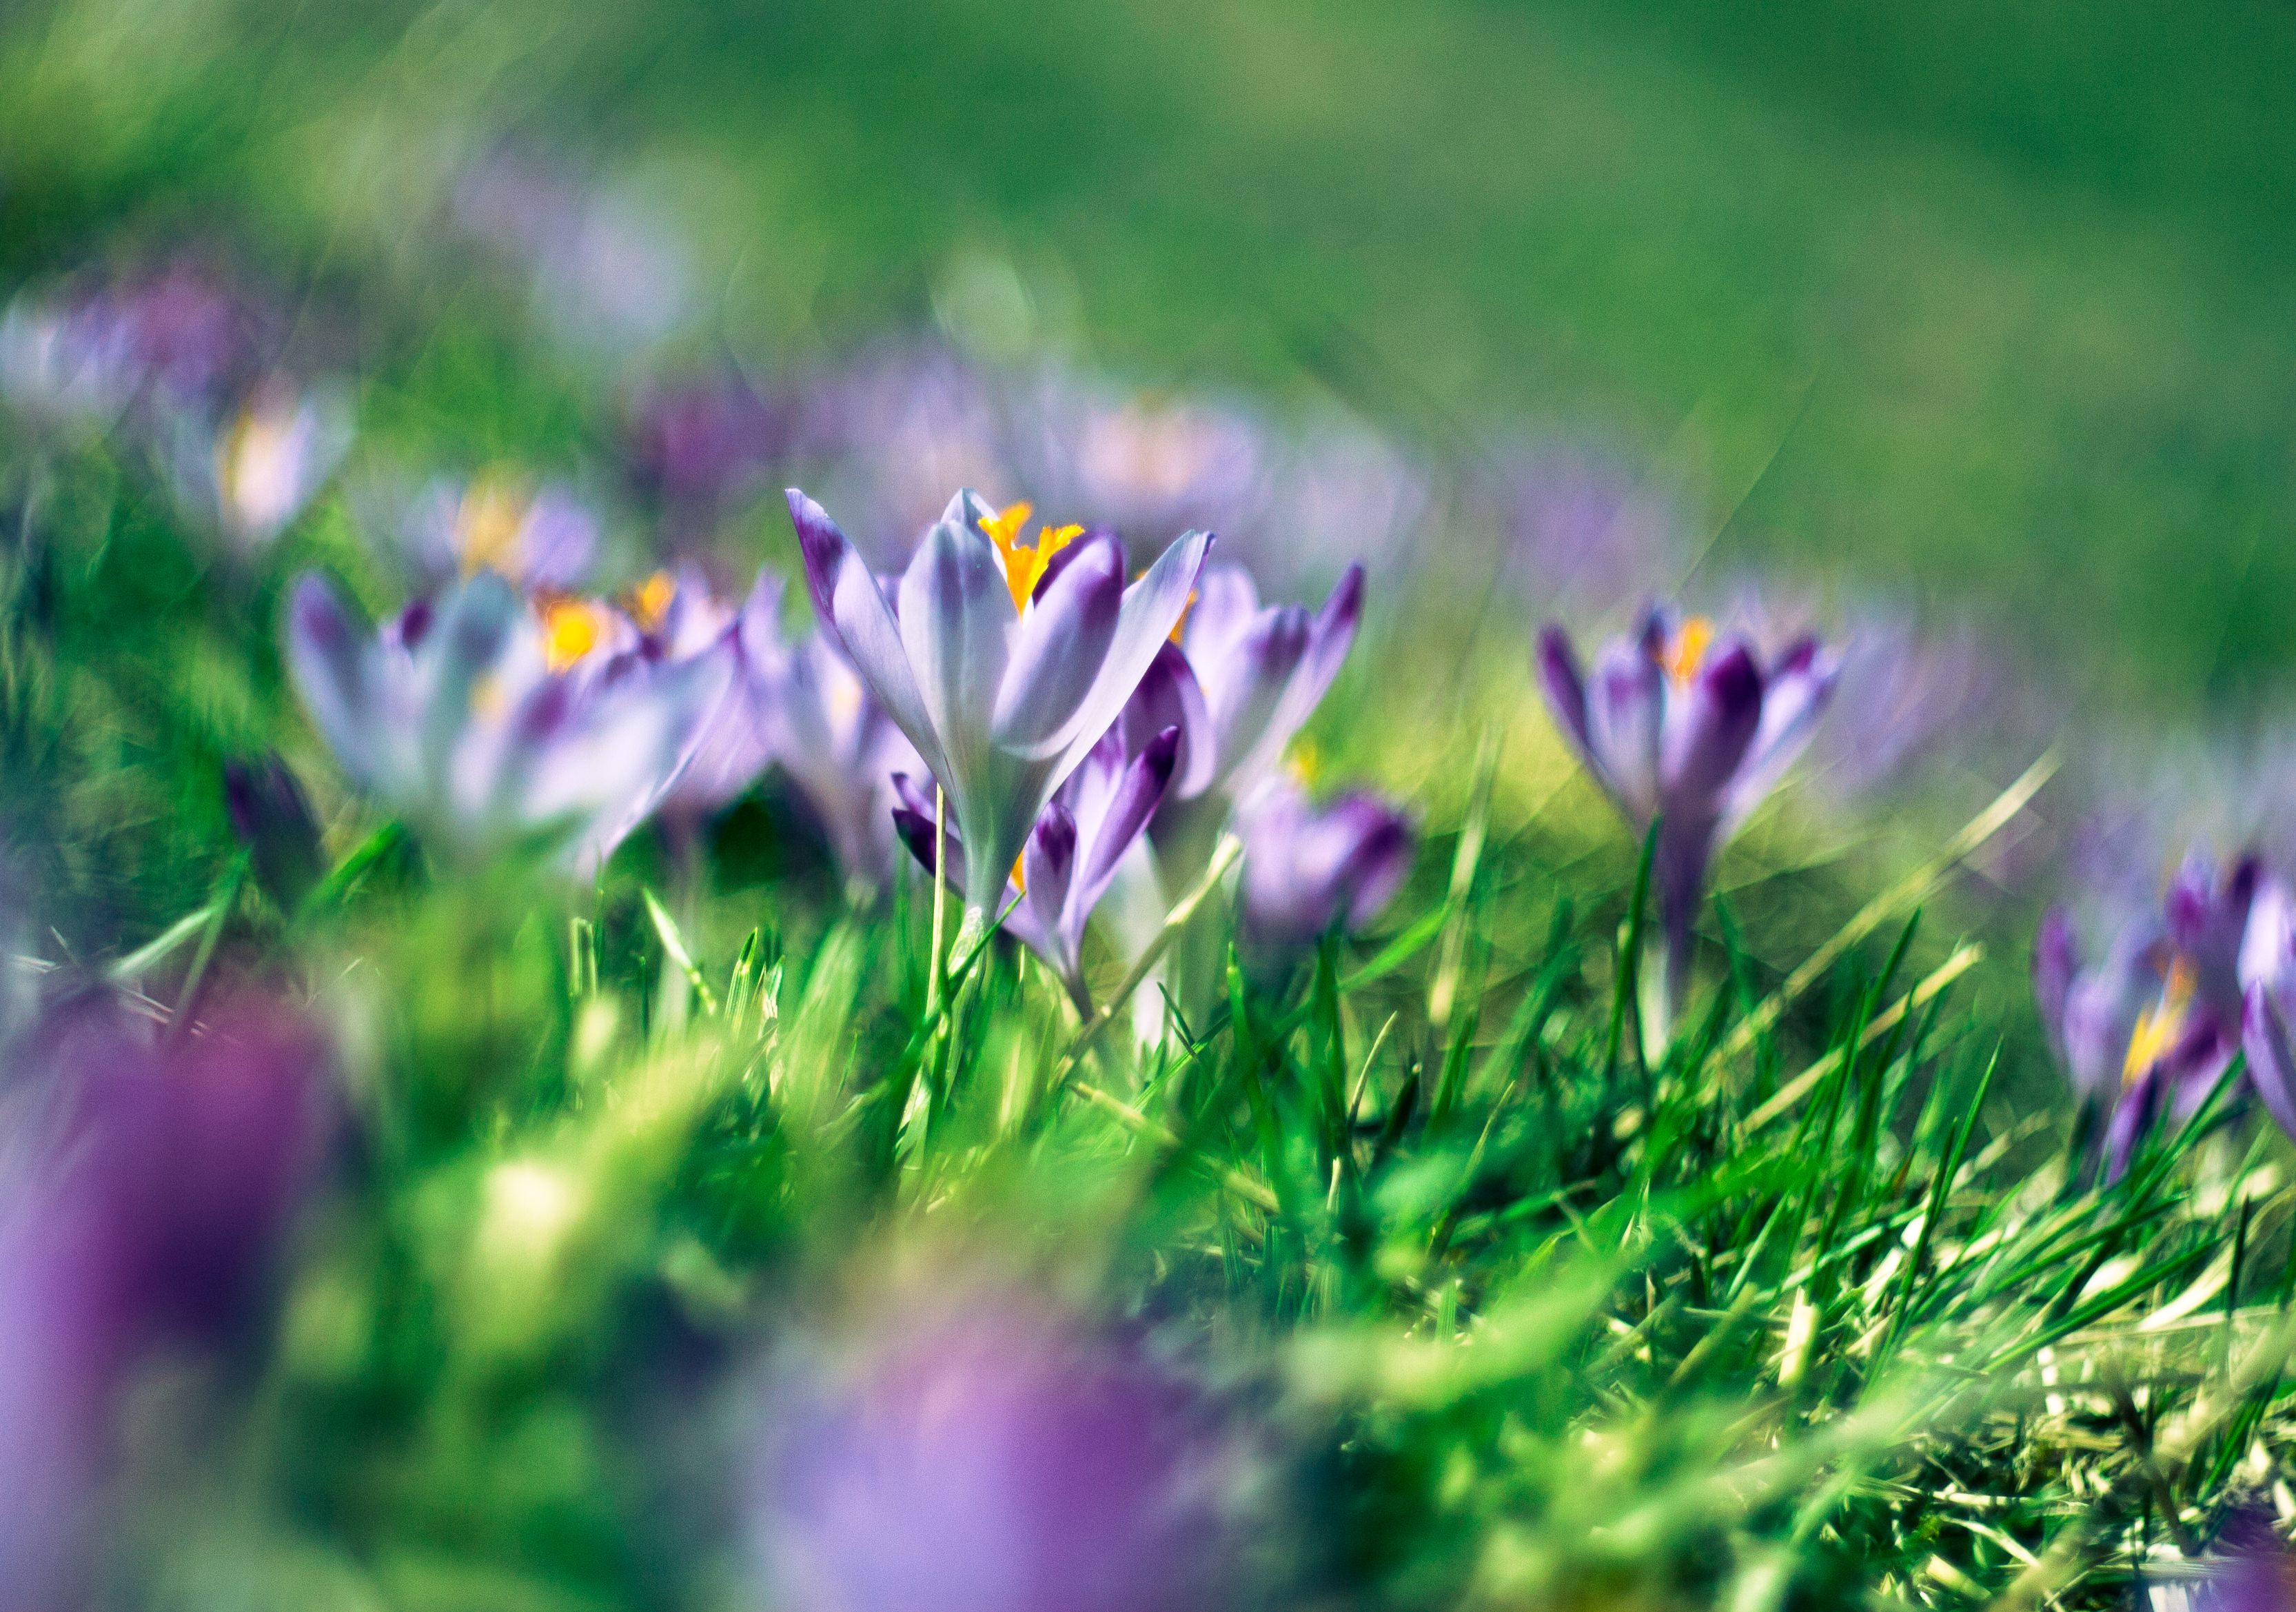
2124;954;2198;1087
542;599;605;673
981;500;1081;614
1661;616;1714;687
633;570;677;633
1168;587;1199;645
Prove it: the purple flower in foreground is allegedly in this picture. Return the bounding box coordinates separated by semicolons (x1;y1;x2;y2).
0;994;329;1600
894;723;1183;1012
2149;1503;2296;1611
285;570;733;873
751;1287;1265;1612
1538;605;1840;1021
2237;874;2296;1153
2036;848;2259;1179
1123;563;1365;893
1236;779;1414;974
789;487;1208;935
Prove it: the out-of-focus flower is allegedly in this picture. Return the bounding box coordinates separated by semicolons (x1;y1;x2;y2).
1538;605;1840;1022
2237;874;2296;1152
224;754;325;913
1494;445;1677;626
1236;778;1413;975
626;370;787;518
1239;415;1427;594
285;570;733;873
452;146;695;354
669;567;921;889
2142;1503;2296;1611
0;292;135;435
398;469;600;594
792;344;1020;559
2037;847;2258;1179
893;724;1182;1012
168;377;354;554
1124;563;1365;896
750;1282;1268;1612
789;488;1208;934
0;993;329;1600
1008;374;1268;546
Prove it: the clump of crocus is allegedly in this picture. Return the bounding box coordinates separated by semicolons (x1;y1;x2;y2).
1007;373;1268;547
1123;562;1365;895
1235;778;1413;978
749;1278;1270;1612
0;992;331;1601
1538;603;1840;1031
166;374;354;556
626;370;787;527
789;487;1208;942
2035;847;2261;1179
894;723;1183;1014
285;568;733;874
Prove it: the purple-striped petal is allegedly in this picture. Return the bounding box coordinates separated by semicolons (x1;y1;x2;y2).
1121;643;1217;798
1258;562;1364;761
993;532;1124;754
788;490;951;787
1203;605;1310;783
2244;985;2296;1144
2033;909;2079;1067
1584;636;1664;819
1660;642;1762;811
1023;803;1080;951
285;574;379;788
1535;626;1593;759
898;499;1013;787
1041;530;1211;787
1073;725;1182;914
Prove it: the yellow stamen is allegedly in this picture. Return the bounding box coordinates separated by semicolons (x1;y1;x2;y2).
542;598;606;673
980;500;1081;614
1287;737;1323;787
2124;954;2197;1087
1011;850;1028;895
1168;587;1199;645
456;469;532;578
1661;616;1714;687
633;570;677;633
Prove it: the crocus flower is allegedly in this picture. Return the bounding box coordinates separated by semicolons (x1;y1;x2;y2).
2238;872;2296;1150
1236;778;1414;976
1007;372;1268;545
398;469;600;594
0;290;135;436
2143;1503;2296;1611
1494;443;1677;625
626;370;786;517
750;1282;1266;1612
893;723;1183;1013
0;992;329;1600
285;569;733;873
789;487;1208;937
2036;848;2259;1179
167;376;354;554
224;753;325;913
1122;562;1365;896
1538;605;1841;1022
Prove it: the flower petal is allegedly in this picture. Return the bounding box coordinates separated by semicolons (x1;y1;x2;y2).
1023;802;1080;953
788;490;951;785
1660;641;1763;811
897;497;1013;785
1534;626;1593;759
1074;725;1182;916
1121;643;1216;799
1041;529;1212;785
1583;634;1663;820
2244;983;2296;1143
992;531;1123;752
285;574;380;789
2033;909;2079;1067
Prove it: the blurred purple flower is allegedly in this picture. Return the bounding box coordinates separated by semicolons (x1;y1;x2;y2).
789;487;1207;934
398;470;600;594
1122;563;1364;896
2150;1503;2296;1611
285;570;733;873
1538;605;1840;1020
894;723;1182;1013
0;993;329;1599
751;1287;1266;1612
2237;874;2296;1156
1236;778;1413;975
791;344;1021;560
1494;445;1676;625
2037;847;2258;1179
1007;374;1268;546
626;371;788;516
224;754;325;912
1237;415;1428;595
0;290;136;436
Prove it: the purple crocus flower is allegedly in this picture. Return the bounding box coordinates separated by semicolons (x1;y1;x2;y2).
0;992;329;1600
0;290;137;436
285;569;733;873
2152;1503;2296;1611
1006;372;1269;547
893;723;1183;1012
1235;778;1414;975
2237;873;2296;1151
224;754;325;912
398;470;600;594
1538;605;1841;1022
1494;443;1677;625
789;487;1208;938
2036;848;2259;1179
626;370;786;516
750;1285;1265;1612
1122;562;1365;891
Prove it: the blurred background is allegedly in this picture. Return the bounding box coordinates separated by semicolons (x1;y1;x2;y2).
8;0;2292;723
